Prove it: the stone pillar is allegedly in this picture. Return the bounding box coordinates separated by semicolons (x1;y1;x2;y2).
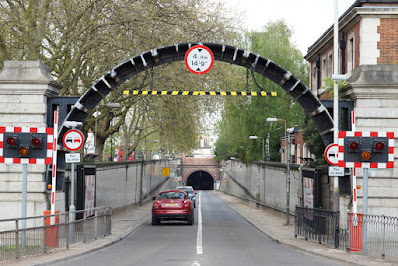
341;65;398;217
0;61;62;222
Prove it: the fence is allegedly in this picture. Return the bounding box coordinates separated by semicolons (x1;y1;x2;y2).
0;207;111;261
347;213;398;258
295;206;340;249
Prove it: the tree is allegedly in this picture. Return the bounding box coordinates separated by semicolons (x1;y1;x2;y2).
301;76;348;164
0;0;243;160
214;20;309;163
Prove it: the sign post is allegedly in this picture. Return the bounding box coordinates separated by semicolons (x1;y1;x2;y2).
0;125;54;247
63;128;84;243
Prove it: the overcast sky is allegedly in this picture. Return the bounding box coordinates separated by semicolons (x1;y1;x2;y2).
224;0;357;55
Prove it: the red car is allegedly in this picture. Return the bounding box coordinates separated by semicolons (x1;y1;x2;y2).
152;190;194;225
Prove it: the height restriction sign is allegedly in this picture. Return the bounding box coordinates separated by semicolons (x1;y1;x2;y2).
184;45;214;75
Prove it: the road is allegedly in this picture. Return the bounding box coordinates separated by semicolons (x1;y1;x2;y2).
55;191;341;266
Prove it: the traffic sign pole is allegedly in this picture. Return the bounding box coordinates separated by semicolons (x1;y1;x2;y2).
363;167;369;255
63;127;84;243
352;111;358;215
21;163;27;248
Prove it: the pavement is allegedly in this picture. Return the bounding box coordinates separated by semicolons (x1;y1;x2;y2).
2;191;398;266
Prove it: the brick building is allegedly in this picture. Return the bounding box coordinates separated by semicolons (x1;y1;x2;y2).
280;131;314;165
302;0;398;216
305;0;398;96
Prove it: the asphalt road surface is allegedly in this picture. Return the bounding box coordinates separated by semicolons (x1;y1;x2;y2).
55;191;341;266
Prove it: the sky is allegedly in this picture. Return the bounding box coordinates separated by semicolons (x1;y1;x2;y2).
224;0;357;55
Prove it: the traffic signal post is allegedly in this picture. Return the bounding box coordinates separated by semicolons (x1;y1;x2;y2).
0;126;54;247
338;131;394;255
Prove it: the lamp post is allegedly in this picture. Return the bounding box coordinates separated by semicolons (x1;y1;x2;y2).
249;135;264;161
266;117;289;225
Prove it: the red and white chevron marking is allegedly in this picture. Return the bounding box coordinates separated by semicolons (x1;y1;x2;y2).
338;131;394;169
0;127;53;164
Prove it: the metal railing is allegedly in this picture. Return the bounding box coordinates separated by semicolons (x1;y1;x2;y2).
0;207;111;261
295;206;340;249
347;213;398;259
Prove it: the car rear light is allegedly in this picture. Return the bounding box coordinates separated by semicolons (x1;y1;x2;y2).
153;201;160;208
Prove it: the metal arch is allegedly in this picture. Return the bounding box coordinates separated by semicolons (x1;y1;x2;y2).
59;42;334;147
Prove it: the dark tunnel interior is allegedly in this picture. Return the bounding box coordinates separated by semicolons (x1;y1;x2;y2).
186;171;214;190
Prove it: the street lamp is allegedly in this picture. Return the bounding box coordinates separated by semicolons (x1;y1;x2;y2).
266;117;289;225
249;135;264;161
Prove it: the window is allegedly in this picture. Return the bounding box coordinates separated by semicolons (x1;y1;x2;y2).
312;64;317;92
303;143;307;159
321;56;327;86
297;144;301;164
347;33;355;74
328;53;333;76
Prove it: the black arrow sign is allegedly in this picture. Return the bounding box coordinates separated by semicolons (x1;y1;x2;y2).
196;68;201;71
198;49;202;52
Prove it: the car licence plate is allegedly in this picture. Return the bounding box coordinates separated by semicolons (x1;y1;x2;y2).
164;203;179;207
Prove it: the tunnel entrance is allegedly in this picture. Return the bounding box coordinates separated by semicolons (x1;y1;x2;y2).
186;171;214;190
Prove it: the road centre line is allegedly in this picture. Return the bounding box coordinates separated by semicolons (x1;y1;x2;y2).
196;191;203;255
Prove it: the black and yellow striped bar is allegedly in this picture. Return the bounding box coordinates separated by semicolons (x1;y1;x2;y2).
123;90;277;96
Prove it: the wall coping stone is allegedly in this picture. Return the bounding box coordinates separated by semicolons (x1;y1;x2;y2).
0;61;62;95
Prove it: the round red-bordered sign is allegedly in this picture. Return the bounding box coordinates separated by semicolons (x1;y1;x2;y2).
184;45;214;75
63;129;84;151
324;143;339;166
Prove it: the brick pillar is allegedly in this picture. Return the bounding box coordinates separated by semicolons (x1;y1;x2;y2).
0;61;62;223
341;65;398;218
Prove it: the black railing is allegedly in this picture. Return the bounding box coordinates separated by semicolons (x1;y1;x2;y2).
295;206;340;249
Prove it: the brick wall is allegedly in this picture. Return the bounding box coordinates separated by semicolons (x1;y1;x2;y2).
378;18;398;64
182;157;219;181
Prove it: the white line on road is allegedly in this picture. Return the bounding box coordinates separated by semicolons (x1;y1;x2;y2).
196;190;203;255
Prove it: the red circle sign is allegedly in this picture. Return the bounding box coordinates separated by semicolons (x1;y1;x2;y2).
63;129;84;151
184;45;214;75
324;143;339;166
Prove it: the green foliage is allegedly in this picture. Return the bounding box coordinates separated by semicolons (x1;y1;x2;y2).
214;20;309;163
321;76;348;98
0;0;243;160
300;76;349;164
302;117;326;165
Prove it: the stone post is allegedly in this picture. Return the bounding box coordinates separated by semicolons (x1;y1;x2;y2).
0;61;62;223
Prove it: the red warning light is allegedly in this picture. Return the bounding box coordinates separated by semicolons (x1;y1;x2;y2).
31;138;41;147
349;142;359;151
6;137;16;146
375;142;384;151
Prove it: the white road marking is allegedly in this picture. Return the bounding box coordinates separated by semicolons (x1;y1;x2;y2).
192;260;201;266
196;191;203;254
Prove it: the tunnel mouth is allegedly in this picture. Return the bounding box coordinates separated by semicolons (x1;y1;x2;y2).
186;171;214;190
